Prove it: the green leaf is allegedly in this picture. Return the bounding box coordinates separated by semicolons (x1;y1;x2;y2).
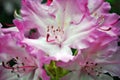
71;48;78;56
41;0;47;4
44;61;70;80
39;78;42;80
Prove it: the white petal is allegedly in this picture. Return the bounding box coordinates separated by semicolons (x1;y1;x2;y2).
22;38;73;62
97;74;113;80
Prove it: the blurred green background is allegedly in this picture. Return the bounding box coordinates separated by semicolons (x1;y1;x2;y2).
0;0;120;80
0;0;21;27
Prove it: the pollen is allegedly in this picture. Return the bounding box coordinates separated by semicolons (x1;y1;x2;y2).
2;57;36;78
98;15;105;25
46;25;64;44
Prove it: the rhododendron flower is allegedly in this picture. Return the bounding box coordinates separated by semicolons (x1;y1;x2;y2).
0;0;120;79
14;0;101;62
57;40;120;80
0;34;51;80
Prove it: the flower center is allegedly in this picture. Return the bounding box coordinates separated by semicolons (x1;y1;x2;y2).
82;61;103;76
46;26;64;44
2;57;36;78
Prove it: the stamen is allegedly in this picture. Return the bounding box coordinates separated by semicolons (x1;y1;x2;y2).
16;57;19;59
99;27;111;31
46;33;50;42
51;26;53;29
46;33;55;42
22;63;24;66
2;62;36;70
46;25;64;44
2;62;14;69
98;15;104;25
2;56;37;75
95;63;98;66
82;61;103;76
25;57;27;60
11;69;14;73
15;65;36;69
17;74;20;78
86;62;89;64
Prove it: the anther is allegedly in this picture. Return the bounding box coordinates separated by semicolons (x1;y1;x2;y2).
25;57;27;60
98;15;104;25
88;73;90;75
91;68;94;70
55;36;57;39
51;26;53;29
95;70;98;72
95;63;98;66
53;30;55;32
46;33;50;42
16;66;19;69
23;68;26;71
11;70;14;73
86;62;89;64
91;63;93;64
56;29;58;31
22;63;24;66
17;74;20;78
97;74;100;77
47;29;49;32
99;67;102;69
16;57;18;59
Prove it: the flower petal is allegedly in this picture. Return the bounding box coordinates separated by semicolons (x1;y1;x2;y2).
97;74;113;80
63;17;97;49
88;0;107;14
100;49;120;77
0;65;18;80
22;38;73;62
61;71;81;80
52;0;88;27
20;0;55;36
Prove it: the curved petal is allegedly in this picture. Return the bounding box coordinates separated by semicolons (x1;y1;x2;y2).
0;65;18;80
90;2;111;14
88;0;112;15
1;27;19;34
57;51;82;71
100;49;120;77
61;71;81;80
52;0;88;27
63;17;97;49
21;0;55;36
96;74;113;80
22;38;73;62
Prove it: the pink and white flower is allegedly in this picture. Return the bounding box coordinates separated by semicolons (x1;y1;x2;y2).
14;0;100;62
0;34;51;80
